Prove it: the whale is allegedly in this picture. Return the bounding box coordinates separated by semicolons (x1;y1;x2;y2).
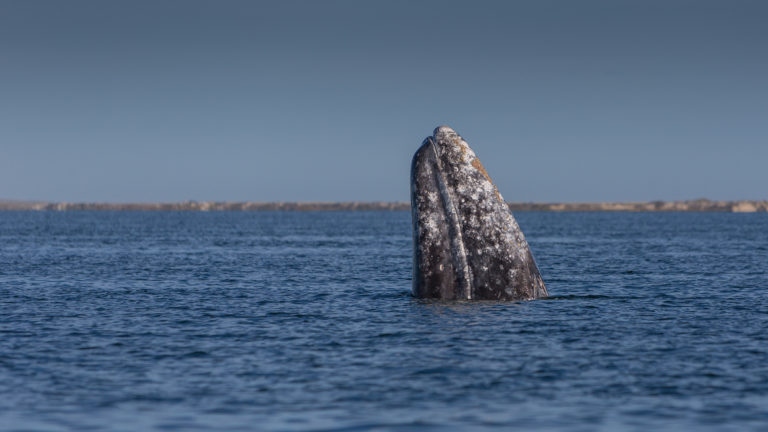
410;126;547;300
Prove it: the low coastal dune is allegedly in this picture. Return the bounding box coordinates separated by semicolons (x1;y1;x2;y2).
1;199;766;212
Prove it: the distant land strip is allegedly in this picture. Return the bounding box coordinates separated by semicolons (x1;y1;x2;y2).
1;199;767;212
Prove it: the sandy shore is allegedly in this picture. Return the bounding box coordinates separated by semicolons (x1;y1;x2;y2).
1;199;766;212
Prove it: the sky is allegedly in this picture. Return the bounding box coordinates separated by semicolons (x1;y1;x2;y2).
1;0;766;203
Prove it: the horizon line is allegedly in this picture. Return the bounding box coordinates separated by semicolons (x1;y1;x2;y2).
1;199;767;213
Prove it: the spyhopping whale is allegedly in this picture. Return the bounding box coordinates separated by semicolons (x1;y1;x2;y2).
410;126;547;300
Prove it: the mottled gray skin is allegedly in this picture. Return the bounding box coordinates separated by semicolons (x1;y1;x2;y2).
411;126;547;300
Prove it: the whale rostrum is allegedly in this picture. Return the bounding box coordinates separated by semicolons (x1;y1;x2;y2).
410;126;547;300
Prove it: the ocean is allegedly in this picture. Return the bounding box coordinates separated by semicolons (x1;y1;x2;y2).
1;211;767;431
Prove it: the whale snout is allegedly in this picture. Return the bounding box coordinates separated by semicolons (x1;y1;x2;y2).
411;125;548;301
433;125;458;142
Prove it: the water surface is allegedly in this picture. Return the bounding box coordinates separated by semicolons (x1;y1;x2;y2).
1;211;767;431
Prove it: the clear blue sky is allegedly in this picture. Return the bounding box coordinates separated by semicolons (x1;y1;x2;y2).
1;0;766;203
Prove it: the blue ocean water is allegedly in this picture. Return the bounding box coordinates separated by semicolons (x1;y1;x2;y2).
0;211;767;431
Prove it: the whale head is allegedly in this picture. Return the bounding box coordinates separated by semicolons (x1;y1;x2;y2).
410;126;547;300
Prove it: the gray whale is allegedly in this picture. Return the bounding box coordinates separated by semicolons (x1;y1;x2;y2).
410;126;547;300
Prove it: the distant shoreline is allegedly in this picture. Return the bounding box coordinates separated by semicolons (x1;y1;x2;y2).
1;199;766;212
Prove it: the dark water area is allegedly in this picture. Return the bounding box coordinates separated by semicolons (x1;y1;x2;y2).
1;211;767;431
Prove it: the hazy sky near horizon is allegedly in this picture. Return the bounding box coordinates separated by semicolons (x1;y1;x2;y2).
1;0;767;202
